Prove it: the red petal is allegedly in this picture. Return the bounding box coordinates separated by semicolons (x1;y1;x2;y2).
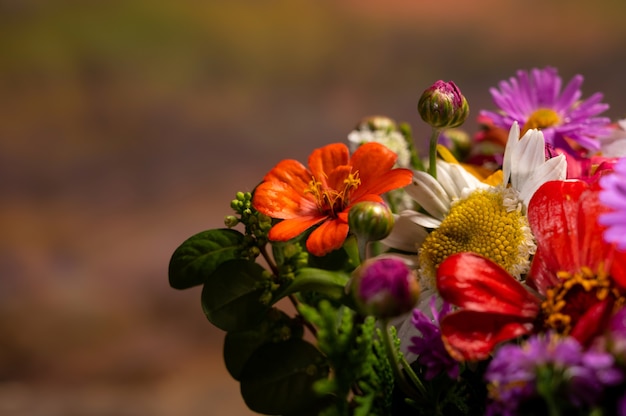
437;253;540;317
527;180;588;275
308;144;349;188
441;310;534;361
268;216;326;242
305;218;349;256
570;297;614;347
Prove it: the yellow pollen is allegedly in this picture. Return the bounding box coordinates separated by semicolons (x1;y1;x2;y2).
306;171;361;217
541;266;625;335
418;189;534;286
521;108;561;135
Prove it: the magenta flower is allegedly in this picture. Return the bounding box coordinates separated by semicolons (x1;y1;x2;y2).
599;157;626;250
350;257;420;318
481;67;611;157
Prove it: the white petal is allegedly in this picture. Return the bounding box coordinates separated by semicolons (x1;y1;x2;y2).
405;171;450;220
382;213;429;252
502;121;520;186
518;154;567;208
511;129;545;190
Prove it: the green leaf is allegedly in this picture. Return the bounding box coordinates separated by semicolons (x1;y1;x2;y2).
169;228;244;290
223;309;303;381
239;338;330;415
273;267;350;303
201;259;269;331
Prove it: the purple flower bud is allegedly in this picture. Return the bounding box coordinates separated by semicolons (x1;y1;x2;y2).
351;257;419;318
418;80;469;129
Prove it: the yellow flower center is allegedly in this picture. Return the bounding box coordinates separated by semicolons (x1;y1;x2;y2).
306;171;361;217
418;188;535;286
521;108;561;135
541;266;625;335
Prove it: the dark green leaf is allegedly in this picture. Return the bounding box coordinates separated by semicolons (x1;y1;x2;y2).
169;228;244;290
223;309;303;381
201;259;268;331
239;338;329;415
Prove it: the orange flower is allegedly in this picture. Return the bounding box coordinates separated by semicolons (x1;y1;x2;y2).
252;142;413;256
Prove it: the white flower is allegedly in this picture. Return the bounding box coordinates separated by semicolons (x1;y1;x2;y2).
347;129;411;168
383;122;567;286
598;119;626;157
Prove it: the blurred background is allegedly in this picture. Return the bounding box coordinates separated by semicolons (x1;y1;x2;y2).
1;0;626;414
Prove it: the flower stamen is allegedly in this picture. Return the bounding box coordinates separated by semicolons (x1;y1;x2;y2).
521;108;561;135
306;171;361;217
541;266;625;334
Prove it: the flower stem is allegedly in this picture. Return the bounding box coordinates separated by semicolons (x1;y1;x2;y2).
381;319;424;401
428;128;441;179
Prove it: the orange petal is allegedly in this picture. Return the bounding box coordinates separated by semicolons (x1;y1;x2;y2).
305;218;349;257
264;159;313;190
253;180;318;219
308;144;349;188
350;142;397;184
268;215;326;242
351;168;413;201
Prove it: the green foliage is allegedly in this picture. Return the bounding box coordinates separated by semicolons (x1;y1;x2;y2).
168;228;245;289
299;301;395;416
239;338;330;415
223;308;304;380
200;259;270;331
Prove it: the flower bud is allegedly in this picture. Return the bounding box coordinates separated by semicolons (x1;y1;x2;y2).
350;257;420;318
356;115;397;133
348;201;395;242
418;80;469;129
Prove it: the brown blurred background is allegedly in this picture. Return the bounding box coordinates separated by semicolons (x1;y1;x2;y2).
1;1;626;415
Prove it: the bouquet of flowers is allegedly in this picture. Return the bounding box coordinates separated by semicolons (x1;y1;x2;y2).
169;67;626;416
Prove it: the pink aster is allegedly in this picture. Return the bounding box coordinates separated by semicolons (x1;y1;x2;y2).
481;67;611;157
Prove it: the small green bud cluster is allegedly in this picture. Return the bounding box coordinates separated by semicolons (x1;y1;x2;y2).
257;269;281;305
274;242;309;285
226;191;273;259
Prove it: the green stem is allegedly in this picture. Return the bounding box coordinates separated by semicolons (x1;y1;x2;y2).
399;354;427;397
428;128;442;179
381;319;424;401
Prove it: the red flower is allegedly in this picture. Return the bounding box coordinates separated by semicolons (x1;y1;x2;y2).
436;180;626;361
252;142;412;256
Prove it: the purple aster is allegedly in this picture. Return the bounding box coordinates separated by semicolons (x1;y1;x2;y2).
481;66;611;157
599;157;626;251
485;333;623;415
408;298;459;380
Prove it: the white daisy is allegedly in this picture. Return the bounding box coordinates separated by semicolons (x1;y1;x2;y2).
384;122;567;288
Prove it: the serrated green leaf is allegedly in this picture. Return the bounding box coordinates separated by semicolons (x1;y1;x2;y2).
168;228;244;290
201;259;269;331
239;338;329;415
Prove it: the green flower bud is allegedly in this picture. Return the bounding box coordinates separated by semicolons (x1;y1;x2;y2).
224;215;239;228
356;115;398;133
350;257;420;318
418;80;469;129
348;201;395;242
